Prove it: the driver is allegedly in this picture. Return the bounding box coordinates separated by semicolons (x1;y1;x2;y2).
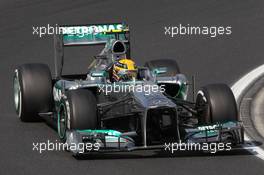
111;58;137;82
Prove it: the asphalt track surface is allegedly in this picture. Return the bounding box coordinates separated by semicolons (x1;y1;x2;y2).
1;0;264;174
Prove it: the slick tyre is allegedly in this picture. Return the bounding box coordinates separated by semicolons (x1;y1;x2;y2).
13;64;53;122
196;84;238;124
57;89;97;141
145;59;181;97
145;59;180;77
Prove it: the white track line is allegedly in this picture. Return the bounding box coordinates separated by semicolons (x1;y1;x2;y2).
231;64;264;160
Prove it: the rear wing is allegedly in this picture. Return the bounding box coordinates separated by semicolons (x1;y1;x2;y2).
58;23;129;46
53;23;130;78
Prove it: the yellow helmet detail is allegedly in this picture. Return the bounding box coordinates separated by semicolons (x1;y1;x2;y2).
112;58;137;81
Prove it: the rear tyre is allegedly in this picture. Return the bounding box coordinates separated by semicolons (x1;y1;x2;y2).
13;64;53;122
145;59;182;97
196;84;238;124
144;59;180;77
58;89;97;141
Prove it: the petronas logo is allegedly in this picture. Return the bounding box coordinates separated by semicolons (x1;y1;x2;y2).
63;24;124;36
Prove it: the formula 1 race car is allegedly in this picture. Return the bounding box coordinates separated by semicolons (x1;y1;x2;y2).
13;23;244;155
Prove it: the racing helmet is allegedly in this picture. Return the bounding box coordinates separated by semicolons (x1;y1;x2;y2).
112;58;137;82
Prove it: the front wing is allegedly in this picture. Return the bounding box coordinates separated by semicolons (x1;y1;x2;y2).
65;121;244;155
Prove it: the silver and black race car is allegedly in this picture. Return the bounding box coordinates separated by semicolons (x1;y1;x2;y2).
13;23;244;155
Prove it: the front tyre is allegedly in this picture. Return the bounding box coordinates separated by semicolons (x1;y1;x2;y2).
57;89;97;141
196;84;238;124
